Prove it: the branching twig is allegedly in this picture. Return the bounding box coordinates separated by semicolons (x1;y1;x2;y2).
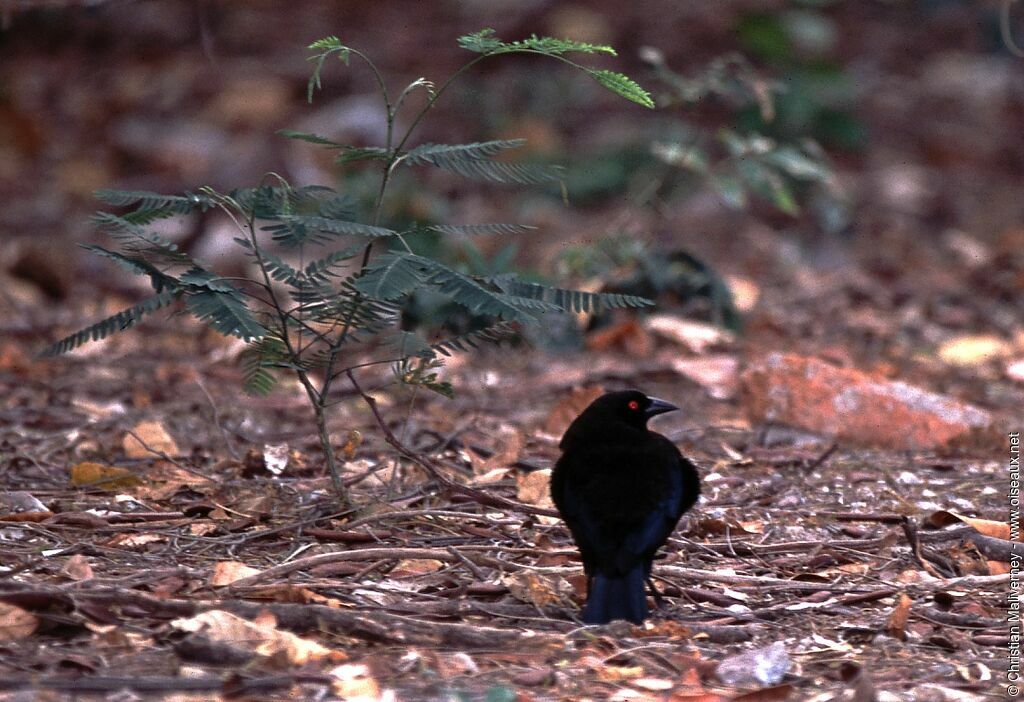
346;368;558;518
195;377;240;460
124;429;213;480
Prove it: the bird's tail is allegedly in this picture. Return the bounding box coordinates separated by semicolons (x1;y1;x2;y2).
583;566;647;625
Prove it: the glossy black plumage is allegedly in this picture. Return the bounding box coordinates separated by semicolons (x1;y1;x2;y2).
551;390;701;624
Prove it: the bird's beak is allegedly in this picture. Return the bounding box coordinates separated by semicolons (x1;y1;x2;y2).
645;397;679;418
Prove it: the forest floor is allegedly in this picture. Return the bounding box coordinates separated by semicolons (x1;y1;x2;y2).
1;2;1022;700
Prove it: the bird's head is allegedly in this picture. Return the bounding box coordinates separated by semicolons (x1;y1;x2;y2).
571;390;679;434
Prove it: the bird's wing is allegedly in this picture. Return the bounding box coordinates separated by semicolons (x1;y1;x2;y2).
616;447;688;571
557;443;689;574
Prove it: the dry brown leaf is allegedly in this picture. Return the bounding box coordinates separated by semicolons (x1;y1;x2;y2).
134;462;213;499
724;275;760;313
516;469;553;507
1007;358;1024;383
645;314;734;353
927;511;1012;540
596;664;644;682
544;385;605;435
670;355;739;400
895;569;926;584
691;517;762;537
150;575;189;598
885;593;912;640
71;397;127;420
586;318;653;355
468;427;525;475
948;541;990;575
62;554;94;581
469;466;512;485
436;651;479;677
108;532;167;548
0;603;38;641
69;461;142;490
210;560;261;587
824;563;872;576
391;559;445;577
564;572;587;599
988;560;1011;575
944;230;991;268
633;678;675;691
0;342;30;373
329;663;381;701
171;610;346;666
730;685;795;702
501;571;569;607
123;420;180;458
245;585;344;607
669;667;719;702
955;662;993;685
938;334;1012;366
738;520;765;534
234;494;274;518
341;430;362;460
189;522;218;536
635;619;692;640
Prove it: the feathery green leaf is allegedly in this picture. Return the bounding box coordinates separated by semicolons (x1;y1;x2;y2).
185;289;267;341
240;336;288;396
392;356;453;398
586;69;655;108
383;330;436;359
180;268;237;293
276;131;390;164
39;291;181;357
303;246;362;282
276;130;347;148
258;251;303;286
95;189;209;211
456;28;504;53
404;140;562;184
430;321;520;356
498;279;653;313
263;215;397;247
91;213;195;266
404;140;526;163
428;223;537;237
306;36;350;102
418;257;558;322
335;147;391;164
457;28;616;57
80;245;180;293
354;252;429;301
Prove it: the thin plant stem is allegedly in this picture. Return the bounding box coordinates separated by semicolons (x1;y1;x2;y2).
216;185;351;506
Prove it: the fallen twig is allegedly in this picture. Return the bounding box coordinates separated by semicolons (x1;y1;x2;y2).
226;546;514;588
900;516;953;578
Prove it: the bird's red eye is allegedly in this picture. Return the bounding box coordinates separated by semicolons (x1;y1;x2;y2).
628;400;640;410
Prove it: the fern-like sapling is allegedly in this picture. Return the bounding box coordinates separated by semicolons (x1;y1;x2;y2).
42;30;655;507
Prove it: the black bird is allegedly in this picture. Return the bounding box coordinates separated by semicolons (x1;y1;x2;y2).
551;390;700;625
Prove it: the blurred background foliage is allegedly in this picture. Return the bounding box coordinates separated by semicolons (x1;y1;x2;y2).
2;0;1022;354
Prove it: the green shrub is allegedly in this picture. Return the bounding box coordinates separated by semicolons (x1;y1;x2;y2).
41;30;656;507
